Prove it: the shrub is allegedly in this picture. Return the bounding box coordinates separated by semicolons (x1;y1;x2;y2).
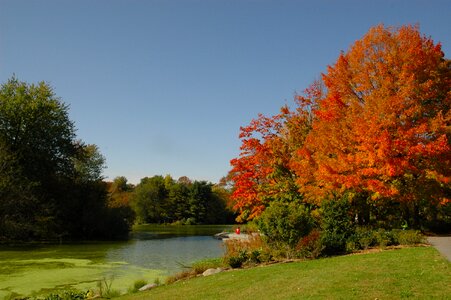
296;229;324;259
223;233;272;267
392;229;425;245
346;228;423;251
257;201;314;248
249;249;263;263
320;195;355;255
164;258;225;284
353;226;375;250
418;198;451;233
153;277;161;286
224;233;267;257
374;228;394;249
128;279;147;293
44;290;87;300
191;257;224;274
96;276;121;298
165;270;196;284
103;289;121;298
348;227;400;251
226;250;248;268
345;240;359;253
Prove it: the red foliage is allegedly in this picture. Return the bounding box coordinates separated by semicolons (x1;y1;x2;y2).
229;104;313;221
293;25;450;204
229;25;450;218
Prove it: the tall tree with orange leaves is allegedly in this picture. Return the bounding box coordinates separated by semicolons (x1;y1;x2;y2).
230;24;449;227
292;25;450;222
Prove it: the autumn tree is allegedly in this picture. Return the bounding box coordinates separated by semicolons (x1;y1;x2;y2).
106;176;136;228
108;176;134;208
229;100;314;222
292;25;450;225
229;112;283;221
229;24;449;229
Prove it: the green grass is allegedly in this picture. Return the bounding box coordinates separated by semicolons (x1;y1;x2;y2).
119;246;450;300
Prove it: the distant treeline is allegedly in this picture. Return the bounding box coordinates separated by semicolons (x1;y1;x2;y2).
109;175;235;225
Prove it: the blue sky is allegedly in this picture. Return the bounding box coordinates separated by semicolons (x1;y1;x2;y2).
1;0;450;184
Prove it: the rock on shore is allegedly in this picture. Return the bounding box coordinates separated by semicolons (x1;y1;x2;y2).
139;283;158;291
202;268;224;276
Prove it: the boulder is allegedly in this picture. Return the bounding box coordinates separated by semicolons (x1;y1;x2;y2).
214;232;230;239
202;268;223;276
139;283;158;291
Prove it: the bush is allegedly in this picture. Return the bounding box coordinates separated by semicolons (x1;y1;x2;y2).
346;228;423;251
249;249;263;263
165;270;196;284
257;201;314;248
191;257;224;274
419;200;451;233
392;229;425;245
226;250;248;268
223;233;271;267
95;277;121;298
295;229;324;259
44;290;87;300
373;228;394;249
128;279;147;293
345;240;359;253
164;258;225;284
320;195;355;255
353;226;375;250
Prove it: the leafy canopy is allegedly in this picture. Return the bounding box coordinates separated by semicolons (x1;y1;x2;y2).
229;25;450;222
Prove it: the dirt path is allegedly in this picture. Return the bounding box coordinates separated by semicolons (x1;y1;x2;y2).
427;236;451;261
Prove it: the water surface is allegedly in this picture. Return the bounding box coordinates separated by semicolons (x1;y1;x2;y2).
0;224;232;298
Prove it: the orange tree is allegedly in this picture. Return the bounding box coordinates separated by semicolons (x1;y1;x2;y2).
229;99;315;222
292;25;450;226
230;25;450;228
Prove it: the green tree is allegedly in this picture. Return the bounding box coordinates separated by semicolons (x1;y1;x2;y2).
0;77;78;239
129;175;235;225
187;181;211;224
0;139;37;240
167;182;191;222
320;194;356;255
110;176;133;193
0;77;77;180
257;201;314;249
74;143;106;182
131;176;168;223
0;77;130;240
210;184;235;224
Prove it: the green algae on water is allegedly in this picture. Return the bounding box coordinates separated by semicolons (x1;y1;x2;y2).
0;257;165;298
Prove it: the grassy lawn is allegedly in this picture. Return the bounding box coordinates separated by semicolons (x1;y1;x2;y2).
119;246;450;300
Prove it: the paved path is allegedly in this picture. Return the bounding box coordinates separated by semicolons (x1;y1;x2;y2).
427;236;451;261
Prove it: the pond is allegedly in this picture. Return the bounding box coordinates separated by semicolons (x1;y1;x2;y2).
0;224;233;298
